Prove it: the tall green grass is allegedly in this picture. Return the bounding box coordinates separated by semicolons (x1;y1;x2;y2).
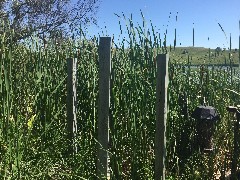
0;14;239;179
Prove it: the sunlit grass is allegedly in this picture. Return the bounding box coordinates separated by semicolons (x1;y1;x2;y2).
0;14;239;179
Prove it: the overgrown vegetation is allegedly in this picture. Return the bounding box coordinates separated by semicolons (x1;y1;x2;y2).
0;14;239;179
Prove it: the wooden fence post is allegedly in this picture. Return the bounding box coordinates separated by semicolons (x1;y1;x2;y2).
238;24;240;69
155;54;169;180
67;57;78;155
97;37;111;179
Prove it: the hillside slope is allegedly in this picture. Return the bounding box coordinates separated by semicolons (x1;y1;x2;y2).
169;46;239;66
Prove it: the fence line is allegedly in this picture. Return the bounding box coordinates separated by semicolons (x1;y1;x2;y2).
66;38;168;178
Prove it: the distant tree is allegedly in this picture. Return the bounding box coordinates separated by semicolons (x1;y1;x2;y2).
182;49;188;54
0;0;100;42
215;47;222;56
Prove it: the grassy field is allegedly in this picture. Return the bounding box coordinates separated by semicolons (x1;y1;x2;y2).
0;16;240;179
170;46;239;65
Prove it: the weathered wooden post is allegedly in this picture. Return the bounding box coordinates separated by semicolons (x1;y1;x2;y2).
155;54;169;180
193;23;195;47
239;20;240;70
97;37;111;179
226;105;240;179
66;57;78;155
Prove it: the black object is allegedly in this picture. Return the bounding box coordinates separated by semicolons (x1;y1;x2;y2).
192;106;220;122
192;106;220;151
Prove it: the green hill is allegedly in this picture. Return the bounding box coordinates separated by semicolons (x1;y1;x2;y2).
169;46;239;66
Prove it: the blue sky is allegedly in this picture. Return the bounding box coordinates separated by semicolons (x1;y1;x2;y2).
85;0;240;49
